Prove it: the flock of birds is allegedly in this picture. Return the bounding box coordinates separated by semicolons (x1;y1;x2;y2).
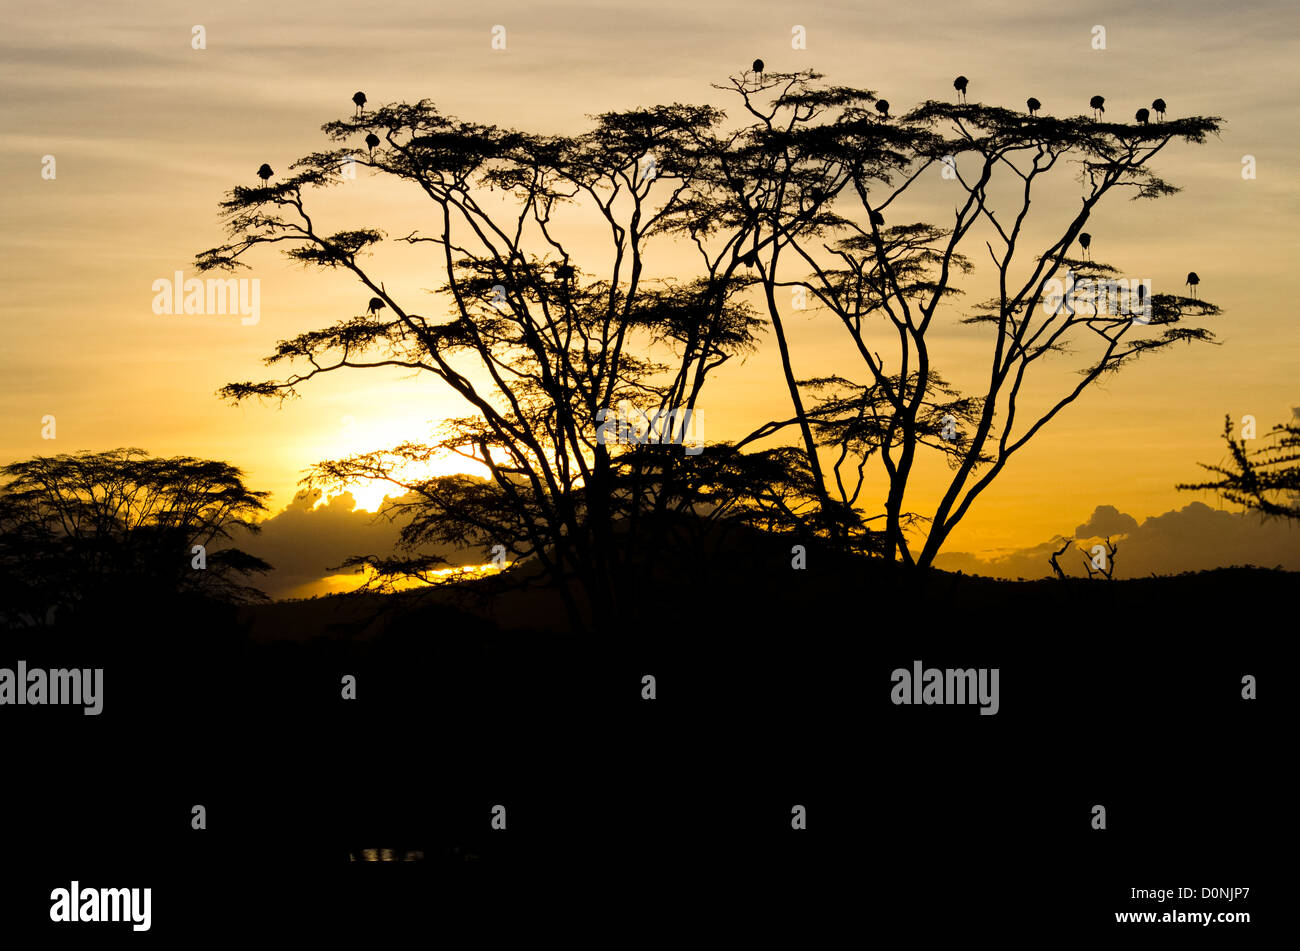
745;65;1172;126
252;79;1202;303
956;75;1168;125
251;79;1173;186
954;74;1168;125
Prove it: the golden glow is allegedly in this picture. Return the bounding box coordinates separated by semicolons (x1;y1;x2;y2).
283;563;506;600
314;412;494;512
3;0;1296;582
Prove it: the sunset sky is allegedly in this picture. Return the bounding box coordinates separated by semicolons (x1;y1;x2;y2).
3;0;1297;594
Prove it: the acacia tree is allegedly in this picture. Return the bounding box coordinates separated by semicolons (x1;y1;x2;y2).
197;100;788;631
726;73;1223;567
1178;414;1300;521
0;449;271;626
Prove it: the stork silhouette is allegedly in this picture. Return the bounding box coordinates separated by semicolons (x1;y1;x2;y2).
1026;97;1041;116
869;210;885;227
953;75;968;103
1079;232;1092;261
751;58;764;79
875;100;890;119
1186;272;1200;299
1135;108;1150;125
364;133;380;152
367;296;386;315
1152;98;1167;120
352;91;367;117
1090;95;1105;120
256;163;273;185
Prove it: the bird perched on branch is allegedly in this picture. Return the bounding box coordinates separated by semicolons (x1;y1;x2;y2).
367;297;386;315
256;163;273;185
875;100;890;119
752;59;764;78
352;91;367;116
953;75;968;103
1135;108;1150;125
364;133;380;152
1079;232;1092;261
1185;272;1200;299
1026;97;1041;116
1090;95;1105;119
1152;98;1167;120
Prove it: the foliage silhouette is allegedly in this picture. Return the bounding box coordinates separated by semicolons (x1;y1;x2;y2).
0;448;271;627
197;95;825;629
1178;414;1300;521
711;70;1224;566
196;68;1226;628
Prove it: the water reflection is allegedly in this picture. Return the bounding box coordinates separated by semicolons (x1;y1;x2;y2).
350;849;425;861
348;847;480;862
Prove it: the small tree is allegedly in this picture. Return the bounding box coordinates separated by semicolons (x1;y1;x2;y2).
1079;536;1118;580
1178;414;1300;521
0;448;271;626
1048;536;1072;580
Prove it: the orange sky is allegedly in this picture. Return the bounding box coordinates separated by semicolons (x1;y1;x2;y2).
3;0;1297;587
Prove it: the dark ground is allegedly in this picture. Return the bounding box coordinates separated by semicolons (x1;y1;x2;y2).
2;558;1286;940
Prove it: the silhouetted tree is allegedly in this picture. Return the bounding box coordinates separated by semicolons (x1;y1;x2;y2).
0;448;271;627
723;71;1223;567
196;72;1227;623
654;69;940;551
1178;414;1300;521
196;99;771;630
1048;536;1071;580
1079;536;1118;580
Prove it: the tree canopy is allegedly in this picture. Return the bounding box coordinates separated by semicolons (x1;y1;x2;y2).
196;67;1225;626
0;448;271;627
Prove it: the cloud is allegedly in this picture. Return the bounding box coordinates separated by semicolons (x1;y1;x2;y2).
935;502;1300;579
237;489;478;599
1074;504;1139;538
